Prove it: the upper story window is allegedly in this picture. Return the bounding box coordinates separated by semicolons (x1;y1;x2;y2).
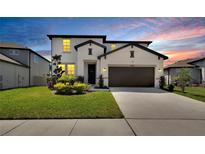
88;48;92;55
111;44;116;50
67;64;75;76
63;39;71;52
130;51;134;58
10;50;19;55
33;55;39;63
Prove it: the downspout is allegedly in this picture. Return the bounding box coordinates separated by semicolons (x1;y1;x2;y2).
168;68;170;85
29;51;31;86
51;38;53;75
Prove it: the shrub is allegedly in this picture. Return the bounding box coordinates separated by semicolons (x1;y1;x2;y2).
168;84;175;92
75;76;84;83
73;82;89;94
99;74;104;88
159;76;165;89
58;75;75;85
54;82;90;95
54;83;72;95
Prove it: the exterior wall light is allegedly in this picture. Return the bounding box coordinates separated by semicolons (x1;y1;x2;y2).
103;68;107;72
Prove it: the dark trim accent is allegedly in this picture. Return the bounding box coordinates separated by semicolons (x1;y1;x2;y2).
47;34;107;41
98;43;168;60
130;50;134;58
47;34;152;45
88;48;92;55
0;52;29;68
0;47;50;63
74;40;107;51
104;40;152;45
188;57;205;64
0;59;28;68
98;44;130;59
164;66;195;70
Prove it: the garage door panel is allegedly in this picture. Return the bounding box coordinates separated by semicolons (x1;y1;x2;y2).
109;67;154;87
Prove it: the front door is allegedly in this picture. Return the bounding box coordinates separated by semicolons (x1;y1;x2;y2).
88;64;96;84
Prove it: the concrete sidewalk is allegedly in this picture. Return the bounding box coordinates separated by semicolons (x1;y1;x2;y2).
0;119;134;136
1;118;205;136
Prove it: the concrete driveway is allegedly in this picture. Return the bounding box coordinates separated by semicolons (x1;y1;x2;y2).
111;87;205;135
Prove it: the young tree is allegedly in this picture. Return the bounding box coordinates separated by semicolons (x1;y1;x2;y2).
175;68;191;92
47;54;65;89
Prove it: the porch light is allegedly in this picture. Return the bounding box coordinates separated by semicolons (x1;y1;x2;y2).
158;69;162;72
103;68;107;72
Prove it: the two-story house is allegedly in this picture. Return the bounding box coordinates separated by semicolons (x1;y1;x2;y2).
48;35;168;88
0;42;50;89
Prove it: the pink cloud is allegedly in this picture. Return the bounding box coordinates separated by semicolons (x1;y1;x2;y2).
163;50;205;66
110;22;146;30
141;26;205;41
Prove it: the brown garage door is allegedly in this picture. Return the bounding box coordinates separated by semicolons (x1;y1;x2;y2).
109;67;154;87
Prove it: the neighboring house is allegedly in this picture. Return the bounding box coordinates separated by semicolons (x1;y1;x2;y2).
188;57;205;84
0;42;50;89
48;34;168;88
164;59;201;85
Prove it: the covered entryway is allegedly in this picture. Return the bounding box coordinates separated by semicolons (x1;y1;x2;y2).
108;67;154;87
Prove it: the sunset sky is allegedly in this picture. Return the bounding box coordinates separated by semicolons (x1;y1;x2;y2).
0;17;205;65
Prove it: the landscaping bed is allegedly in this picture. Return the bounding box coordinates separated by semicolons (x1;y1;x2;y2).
0;87;123;119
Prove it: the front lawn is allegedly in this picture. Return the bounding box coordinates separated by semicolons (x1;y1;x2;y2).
174;86;205;102
0;87;123;119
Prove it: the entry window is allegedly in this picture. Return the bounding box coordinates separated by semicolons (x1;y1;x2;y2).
111;44;116;50
130;51;134;58
63;39;71;52
88;48;92;55
67;64;75;76
58;64;65;73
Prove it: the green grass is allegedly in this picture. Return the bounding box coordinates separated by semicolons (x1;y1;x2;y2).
174;86;205;102
0;87;123;119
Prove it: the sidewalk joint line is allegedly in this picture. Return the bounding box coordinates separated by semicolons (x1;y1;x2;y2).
68;119;78;136
1;120;27;136
124;118;137;136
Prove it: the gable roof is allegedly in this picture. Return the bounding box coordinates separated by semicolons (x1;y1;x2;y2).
0;42;26;48
74;40;107;51
164;59;195;69
47;34;107;41
98;43;168;60
47;34;152;45
0;52;29;68
188;56;205;64
104;40;152;45
0;42;50;63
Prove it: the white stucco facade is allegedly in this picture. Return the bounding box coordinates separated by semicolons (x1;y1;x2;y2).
49;35;167;88
100;45;164;87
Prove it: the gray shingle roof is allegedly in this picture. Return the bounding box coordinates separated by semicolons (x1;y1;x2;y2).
0;42;27;49
164;59;195;69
